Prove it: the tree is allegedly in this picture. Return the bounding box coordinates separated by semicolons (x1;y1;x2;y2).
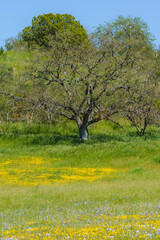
121;49;160;136
117;69;160;136
25;29;140;139
5;33;24;51
18;16;156;140
22;13;88;47
0;47;4;55
93;16;159;136
125;87;159;136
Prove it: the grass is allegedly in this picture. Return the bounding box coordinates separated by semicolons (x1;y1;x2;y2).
0;121;160;239
0;49;32;72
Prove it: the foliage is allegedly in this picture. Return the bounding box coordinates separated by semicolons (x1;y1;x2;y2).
94;16;154;49
122;82;160;136
22;13;88;47
0;47;4;55
0;64;13;82
5;33;24;51
0;64;14;121
93;16;159;136
24;16;158;139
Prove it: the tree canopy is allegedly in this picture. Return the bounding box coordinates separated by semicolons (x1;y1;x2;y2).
22;13;88;47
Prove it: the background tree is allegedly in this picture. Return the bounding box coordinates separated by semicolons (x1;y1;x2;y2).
22;13;88;47
5;33;24;51
93;16;158;136
117;67;160;136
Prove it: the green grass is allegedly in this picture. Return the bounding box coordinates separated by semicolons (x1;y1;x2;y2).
0;121;160;239
0;49;32;71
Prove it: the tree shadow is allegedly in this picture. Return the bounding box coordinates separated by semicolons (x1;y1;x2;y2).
1;128;160;146
23;133;125;146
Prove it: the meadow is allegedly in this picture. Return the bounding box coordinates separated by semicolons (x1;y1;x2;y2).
0;121;160;239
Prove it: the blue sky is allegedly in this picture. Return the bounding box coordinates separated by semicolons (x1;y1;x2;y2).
1;0;160;47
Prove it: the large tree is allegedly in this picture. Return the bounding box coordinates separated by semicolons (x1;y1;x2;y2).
22;13;88;47
25;16;155;139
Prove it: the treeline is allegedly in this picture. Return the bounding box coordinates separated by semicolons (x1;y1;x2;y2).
1;13;160;140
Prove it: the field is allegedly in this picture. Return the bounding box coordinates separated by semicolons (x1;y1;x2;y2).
0;121;160;239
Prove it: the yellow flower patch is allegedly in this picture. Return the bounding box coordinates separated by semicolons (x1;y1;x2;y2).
2;214;160;239
0;157;117;186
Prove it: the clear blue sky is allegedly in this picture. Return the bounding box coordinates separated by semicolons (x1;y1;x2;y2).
1;0;160;47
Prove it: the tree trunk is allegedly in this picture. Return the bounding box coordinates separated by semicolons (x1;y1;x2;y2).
79;124;89;140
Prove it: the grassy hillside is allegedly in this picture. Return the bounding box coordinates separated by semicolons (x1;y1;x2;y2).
0;49;31;70
0;121;160;239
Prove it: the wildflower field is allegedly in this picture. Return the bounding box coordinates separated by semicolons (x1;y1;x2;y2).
0;122;160;239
